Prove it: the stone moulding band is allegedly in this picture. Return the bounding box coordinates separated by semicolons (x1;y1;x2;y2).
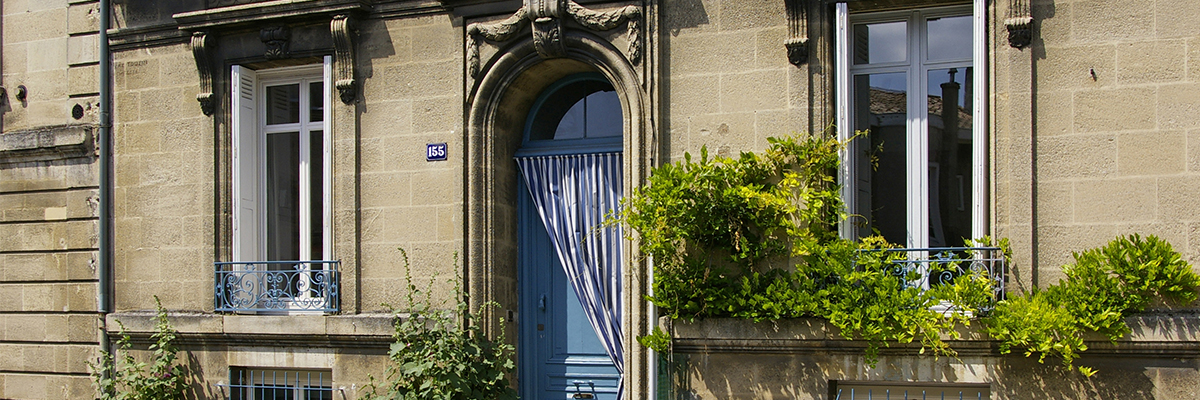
466;0;641;78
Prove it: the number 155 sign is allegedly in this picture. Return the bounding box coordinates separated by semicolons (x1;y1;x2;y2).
426;143;447;161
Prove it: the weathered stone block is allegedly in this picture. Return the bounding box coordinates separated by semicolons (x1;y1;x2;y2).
720;70;787;114
66;34;98;66
67;2;99;35
1071;0;1154;43
718;0;781;31
1118;131;1185;176
1039;44;1115;90
1037;134;1117;181
121;58;160;91
1156;175;1200;223
1073;87;1156;133
1073;177;1157;223
1116;40;1186;85
1157;83;1200;130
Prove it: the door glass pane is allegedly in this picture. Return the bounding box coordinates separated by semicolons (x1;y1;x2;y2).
853;21;906;65
266;132;300;262
853;72;907;245
265;84;301;125
309;82;323;122
927;68;972;247
926;15;973;61
309;131;324;262
584;90;622;138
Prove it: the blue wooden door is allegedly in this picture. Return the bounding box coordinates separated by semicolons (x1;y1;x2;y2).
518;178;620;400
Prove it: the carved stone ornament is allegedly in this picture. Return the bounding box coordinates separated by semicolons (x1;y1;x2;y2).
190;31;216;116
466;0;642;78
260;26;291;60
331;14;357;104
1005;0;1033;48
784;0;808;66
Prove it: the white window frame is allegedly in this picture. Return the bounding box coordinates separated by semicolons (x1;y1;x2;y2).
836;2;987;248
231;57;333;264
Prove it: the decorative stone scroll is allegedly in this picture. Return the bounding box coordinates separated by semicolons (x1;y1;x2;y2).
260;26;291;60
1005;0;1032;48
784;0;808;65
466;0;641;78
331;14;357;104
190;31;216;116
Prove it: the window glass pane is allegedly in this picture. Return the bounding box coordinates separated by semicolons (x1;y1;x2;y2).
853;21;906;65
853;72;907;245
926;15;973;61
309;131;324;261
266;132;300;262
554;100;586;140
927;67;972;247
265;84;301;125
528;79;616;141
309;82;323;122
584;90;622;138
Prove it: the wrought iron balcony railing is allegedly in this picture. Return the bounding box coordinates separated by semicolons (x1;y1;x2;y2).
214;260;340;313
856;247;1007;308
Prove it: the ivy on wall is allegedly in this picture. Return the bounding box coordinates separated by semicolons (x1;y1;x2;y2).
617;133;1200;371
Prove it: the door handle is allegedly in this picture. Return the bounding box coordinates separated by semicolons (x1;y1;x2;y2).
572;381;595;399
538;294;546;311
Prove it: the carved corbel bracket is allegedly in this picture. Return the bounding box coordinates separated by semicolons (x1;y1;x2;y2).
331;14;357;104
190;31;216;116
466;0;642;78
1005;0;1033;48
784;0;808;66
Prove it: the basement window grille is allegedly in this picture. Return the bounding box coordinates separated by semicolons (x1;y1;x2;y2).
225;368;334;400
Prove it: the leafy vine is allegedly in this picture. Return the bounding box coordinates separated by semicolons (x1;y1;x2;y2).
617;132;1200;371
89;296;186;400
362;249;517;400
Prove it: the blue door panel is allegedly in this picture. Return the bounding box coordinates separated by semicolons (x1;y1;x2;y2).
519;178;619;400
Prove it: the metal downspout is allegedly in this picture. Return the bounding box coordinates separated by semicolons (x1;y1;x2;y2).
97;0;113;379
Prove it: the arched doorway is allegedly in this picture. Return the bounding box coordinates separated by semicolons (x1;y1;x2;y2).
516;73;623;400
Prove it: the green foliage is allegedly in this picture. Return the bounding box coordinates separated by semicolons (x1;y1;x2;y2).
984;234;1200;374
89;296;186;400
617;132;996;364
362;249;517;400
617;131;1200;373
638;327;672;354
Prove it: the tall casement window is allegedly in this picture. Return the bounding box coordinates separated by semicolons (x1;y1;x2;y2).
836;4;986;248
231;57;333;263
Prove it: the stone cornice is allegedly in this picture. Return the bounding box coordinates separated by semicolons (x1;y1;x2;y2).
668;314;1200;357
173;0;372;31
0;124;95;165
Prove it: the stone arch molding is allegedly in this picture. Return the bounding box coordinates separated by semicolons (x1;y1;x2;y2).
465;32;653;394
466;0;641;79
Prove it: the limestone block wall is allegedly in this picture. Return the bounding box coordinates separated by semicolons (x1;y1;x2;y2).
661;0;811;162
993;0;1200;290
110;42;213;313
0;0;102;398
355;13;465;314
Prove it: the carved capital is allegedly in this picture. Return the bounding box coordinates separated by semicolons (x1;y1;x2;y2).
260;25;291;60
331;15;357;104
1005;0;1033;48
190;31;215;116
784;0;809;66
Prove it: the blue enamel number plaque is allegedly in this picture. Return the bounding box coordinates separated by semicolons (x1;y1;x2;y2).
426;143;447;161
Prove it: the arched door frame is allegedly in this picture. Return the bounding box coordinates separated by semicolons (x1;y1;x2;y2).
465;31;652;400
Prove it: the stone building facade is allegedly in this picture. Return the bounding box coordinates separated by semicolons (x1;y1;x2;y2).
0;0;1198;398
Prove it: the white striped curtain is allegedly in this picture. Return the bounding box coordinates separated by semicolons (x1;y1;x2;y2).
516;152;625;399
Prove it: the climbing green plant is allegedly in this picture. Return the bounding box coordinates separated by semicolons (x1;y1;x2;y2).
617;132;996;364
617;131;1200;372
362;249;517;400
89;296;186;400
984;234;1200;375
